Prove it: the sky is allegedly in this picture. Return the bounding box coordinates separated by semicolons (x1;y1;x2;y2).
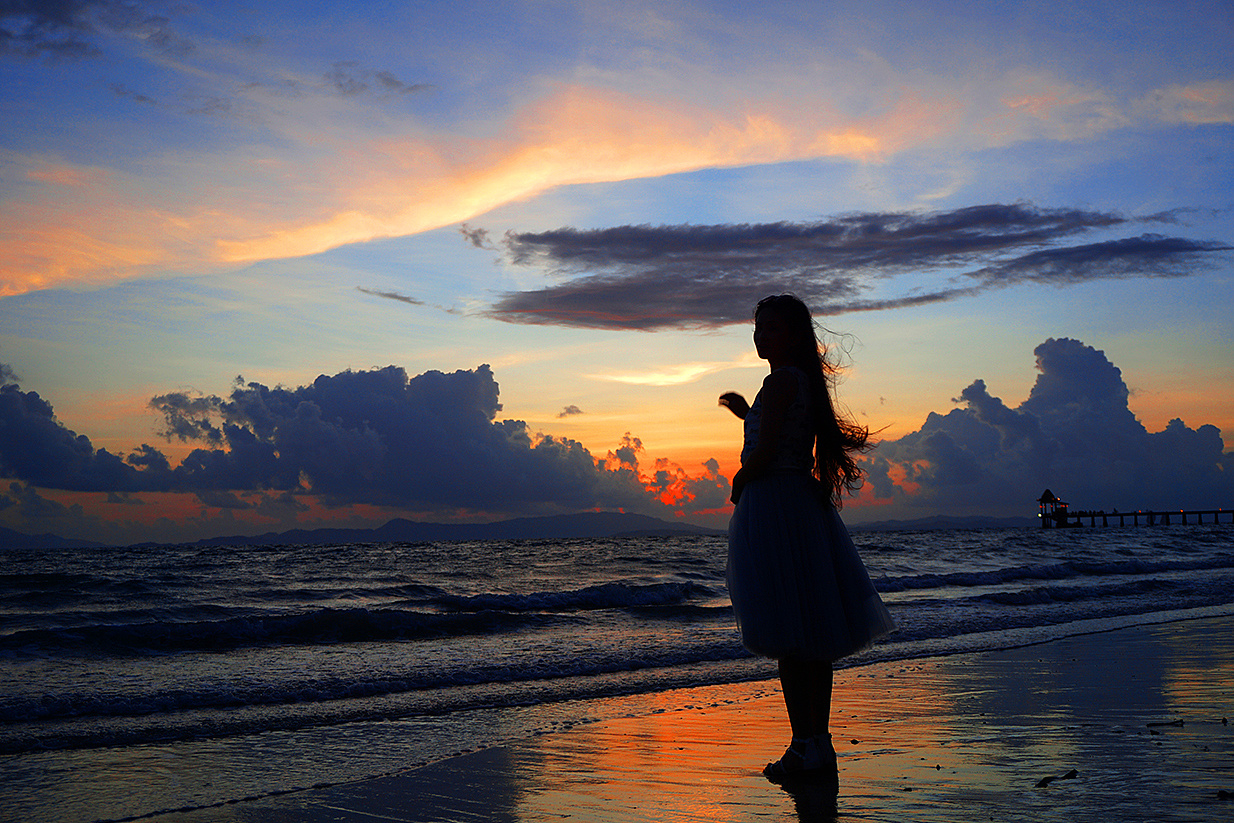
1;0;1232;545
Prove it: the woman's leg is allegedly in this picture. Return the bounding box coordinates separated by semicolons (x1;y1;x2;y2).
765;657;837;776
778;657;833;739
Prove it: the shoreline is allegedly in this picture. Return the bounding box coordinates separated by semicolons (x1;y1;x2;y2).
136;615;1234;823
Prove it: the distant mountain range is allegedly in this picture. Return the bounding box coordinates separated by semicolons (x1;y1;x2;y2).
0;527;105;550
849;514;1038;532
0;511;1038;550
180;511;724;547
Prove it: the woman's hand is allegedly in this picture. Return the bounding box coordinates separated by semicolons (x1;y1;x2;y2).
719;392;749;420
729;468;747;504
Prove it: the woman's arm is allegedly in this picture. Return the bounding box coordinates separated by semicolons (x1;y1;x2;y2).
718;392;749;419
730;369;796;503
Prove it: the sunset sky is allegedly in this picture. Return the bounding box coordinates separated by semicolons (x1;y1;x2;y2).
2;0;1232;545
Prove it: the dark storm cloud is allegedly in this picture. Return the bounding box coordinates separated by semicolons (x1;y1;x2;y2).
0;363;719;518
867;338;1234;515
1;481;83;520
679;457;729;512
251;490;309;517
148;390;225;443
606;433;642;469
971;235;1231;286
146;365;650;510
486;204;1230;329
147;365;716;513
194;490;250;510
0;0;193;59
0;380;157;491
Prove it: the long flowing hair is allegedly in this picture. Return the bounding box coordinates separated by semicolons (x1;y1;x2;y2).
754;294;871;508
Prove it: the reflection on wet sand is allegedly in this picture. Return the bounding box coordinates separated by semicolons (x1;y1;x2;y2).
212;616;1234;823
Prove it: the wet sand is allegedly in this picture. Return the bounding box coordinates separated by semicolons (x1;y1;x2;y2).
153;617;1234;822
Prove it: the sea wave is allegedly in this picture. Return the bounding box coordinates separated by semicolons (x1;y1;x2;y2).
0;580;723;659
5;529;1233;761
0;607;564;658
873;554;1234;593
0;637;754;730
432;580;716;612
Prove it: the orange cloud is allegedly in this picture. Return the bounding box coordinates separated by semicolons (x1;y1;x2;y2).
3;74;1227;297
25;161;111;188
0;162;252;295
216;85;886;263
0;85;889;295
1147;79;1234;125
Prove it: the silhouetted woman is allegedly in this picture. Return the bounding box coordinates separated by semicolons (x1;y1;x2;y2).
720;294;894;781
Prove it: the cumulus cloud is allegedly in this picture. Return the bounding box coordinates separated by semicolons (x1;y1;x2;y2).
487;204;1230;329
863;337;1234;517
605;433;643;470
557;405;584;417
0;363;726;523
250;490;309;518
1;481;86;521
146;364;724;516
0;379;158;491
194;489;251;510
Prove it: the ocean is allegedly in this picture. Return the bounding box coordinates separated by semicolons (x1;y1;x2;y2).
3;522;1234;822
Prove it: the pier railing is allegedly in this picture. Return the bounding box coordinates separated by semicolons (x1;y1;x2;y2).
1042;509;1231;528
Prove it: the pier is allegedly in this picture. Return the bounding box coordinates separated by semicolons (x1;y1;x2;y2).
1037;489;1231;529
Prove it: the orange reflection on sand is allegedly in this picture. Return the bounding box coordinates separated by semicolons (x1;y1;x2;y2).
513;686;790;821
504;669;994;821
832;665;972;781
1156;619;1234;714
195;620;1234;821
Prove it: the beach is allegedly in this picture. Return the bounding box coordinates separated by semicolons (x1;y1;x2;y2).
134;616;1234;823
7;529;1234;823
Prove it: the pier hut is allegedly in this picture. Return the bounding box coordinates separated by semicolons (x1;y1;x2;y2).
1037;489;1076;528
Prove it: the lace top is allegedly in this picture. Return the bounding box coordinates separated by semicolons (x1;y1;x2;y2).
740;366;814;473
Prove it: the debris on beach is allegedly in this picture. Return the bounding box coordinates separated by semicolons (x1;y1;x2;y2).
1035;769;1079;788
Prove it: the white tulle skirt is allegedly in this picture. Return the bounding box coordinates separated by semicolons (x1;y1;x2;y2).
727;472;895;661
